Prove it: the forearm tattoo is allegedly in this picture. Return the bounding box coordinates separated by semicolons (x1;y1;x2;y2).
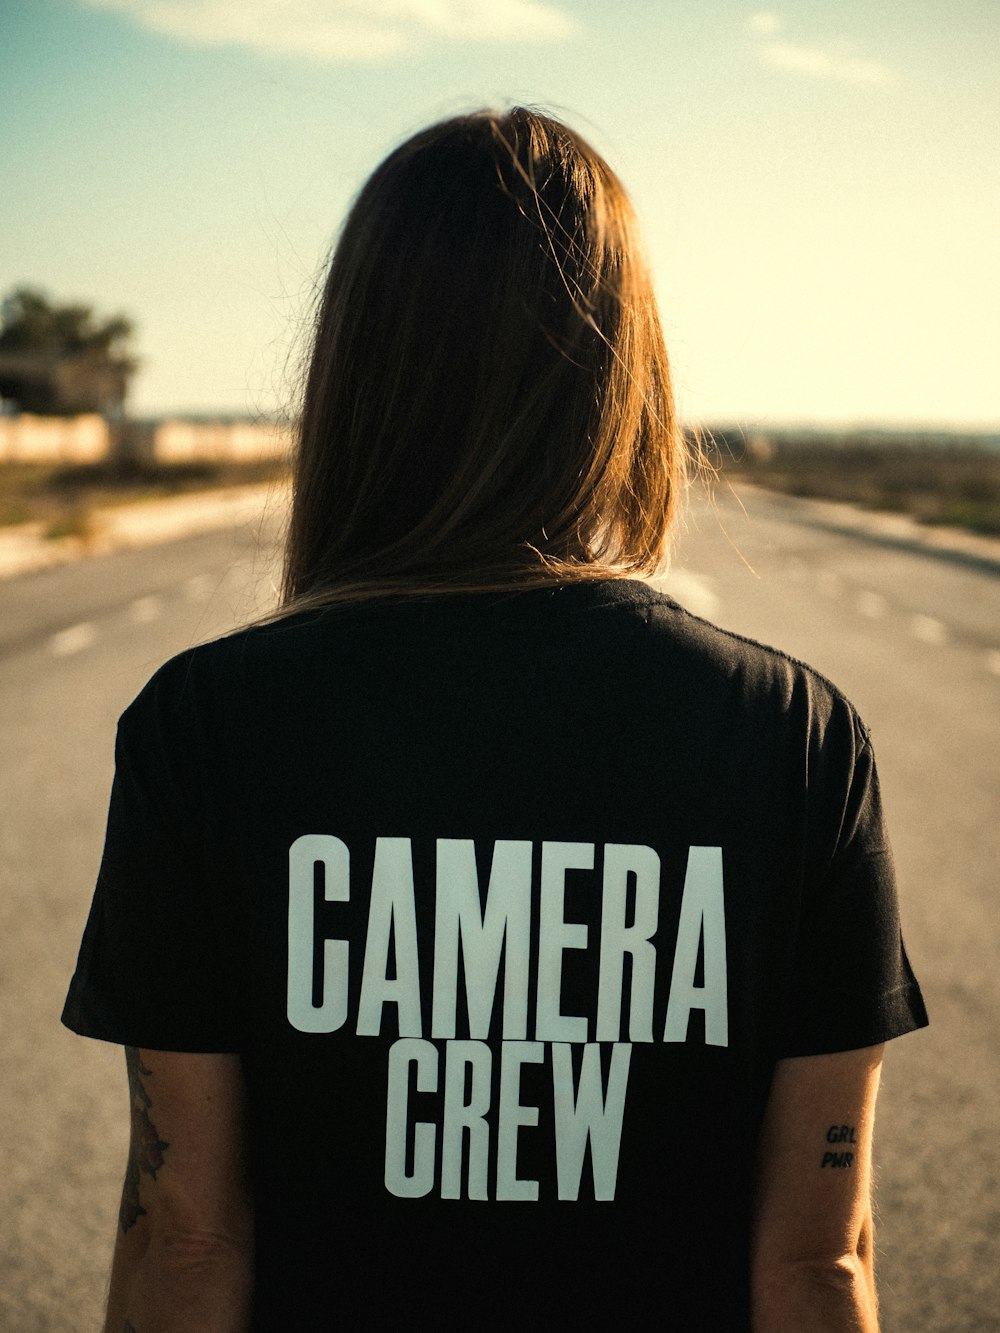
120;1047;170;1232
820;1123;857;1168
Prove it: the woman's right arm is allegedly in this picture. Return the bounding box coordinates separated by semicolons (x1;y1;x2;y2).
751;1044;885;1332
103;1047;254;1333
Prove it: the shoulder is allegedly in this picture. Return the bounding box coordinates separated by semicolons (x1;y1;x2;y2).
632;582;870;750
123;610;329;721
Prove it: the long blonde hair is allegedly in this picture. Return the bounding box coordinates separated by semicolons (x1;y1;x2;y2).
282;106;685;611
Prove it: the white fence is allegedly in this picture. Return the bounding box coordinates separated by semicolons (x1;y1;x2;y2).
125;418;293;464
0;414;109;463
0;415;293;465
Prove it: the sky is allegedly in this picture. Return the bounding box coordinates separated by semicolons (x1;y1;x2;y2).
2;0;998;428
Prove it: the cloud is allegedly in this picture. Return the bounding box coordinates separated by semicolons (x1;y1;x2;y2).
745;12;896;86
758;39;895;85
81;0;578;63
748;12;782;36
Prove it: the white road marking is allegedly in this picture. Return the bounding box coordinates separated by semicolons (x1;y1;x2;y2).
130;595;162;624
856;590;886;618
50;623;97;657
184;574;213;600
911;614;948;645
655;569;720;619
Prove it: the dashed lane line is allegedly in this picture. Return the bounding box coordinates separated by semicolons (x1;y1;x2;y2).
911;614;949;645
659;569;720;620
801;563;997;676
49;623;97;657
185;574;214;600
856;590;887;618
39;568;1000;680
46;574;217;657
129;595;162;624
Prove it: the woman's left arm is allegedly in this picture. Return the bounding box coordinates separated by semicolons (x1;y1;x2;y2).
103;1048;254;1333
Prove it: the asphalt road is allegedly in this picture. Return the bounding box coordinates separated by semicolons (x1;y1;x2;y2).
1;485;997;1330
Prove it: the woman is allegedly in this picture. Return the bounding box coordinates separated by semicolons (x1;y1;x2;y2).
63;108;927;1331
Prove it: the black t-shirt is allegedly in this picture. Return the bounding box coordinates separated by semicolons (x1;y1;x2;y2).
63;579;928;1330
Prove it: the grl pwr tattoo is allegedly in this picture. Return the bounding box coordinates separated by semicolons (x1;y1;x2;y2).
821;1123;857;1169
120;1047;170;1232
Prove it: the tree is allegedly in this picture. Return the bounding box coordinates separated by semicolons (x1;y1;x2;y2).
0;287;140;416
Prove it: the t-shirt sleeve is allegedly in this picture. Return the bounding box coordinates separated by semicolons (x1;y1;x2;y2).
777;721;929;1058
62;658;243;1053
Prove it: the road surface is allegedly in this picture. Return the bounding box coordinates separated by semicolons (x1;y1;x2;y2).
1;484;997;1330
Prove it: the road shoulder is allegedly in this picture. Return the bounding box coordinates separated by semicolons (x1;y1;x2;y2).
0;481;288;580
2;477;999;582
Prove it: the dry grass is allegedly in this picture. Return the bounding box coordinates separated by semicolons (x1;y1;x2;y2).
706;435;1000;537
